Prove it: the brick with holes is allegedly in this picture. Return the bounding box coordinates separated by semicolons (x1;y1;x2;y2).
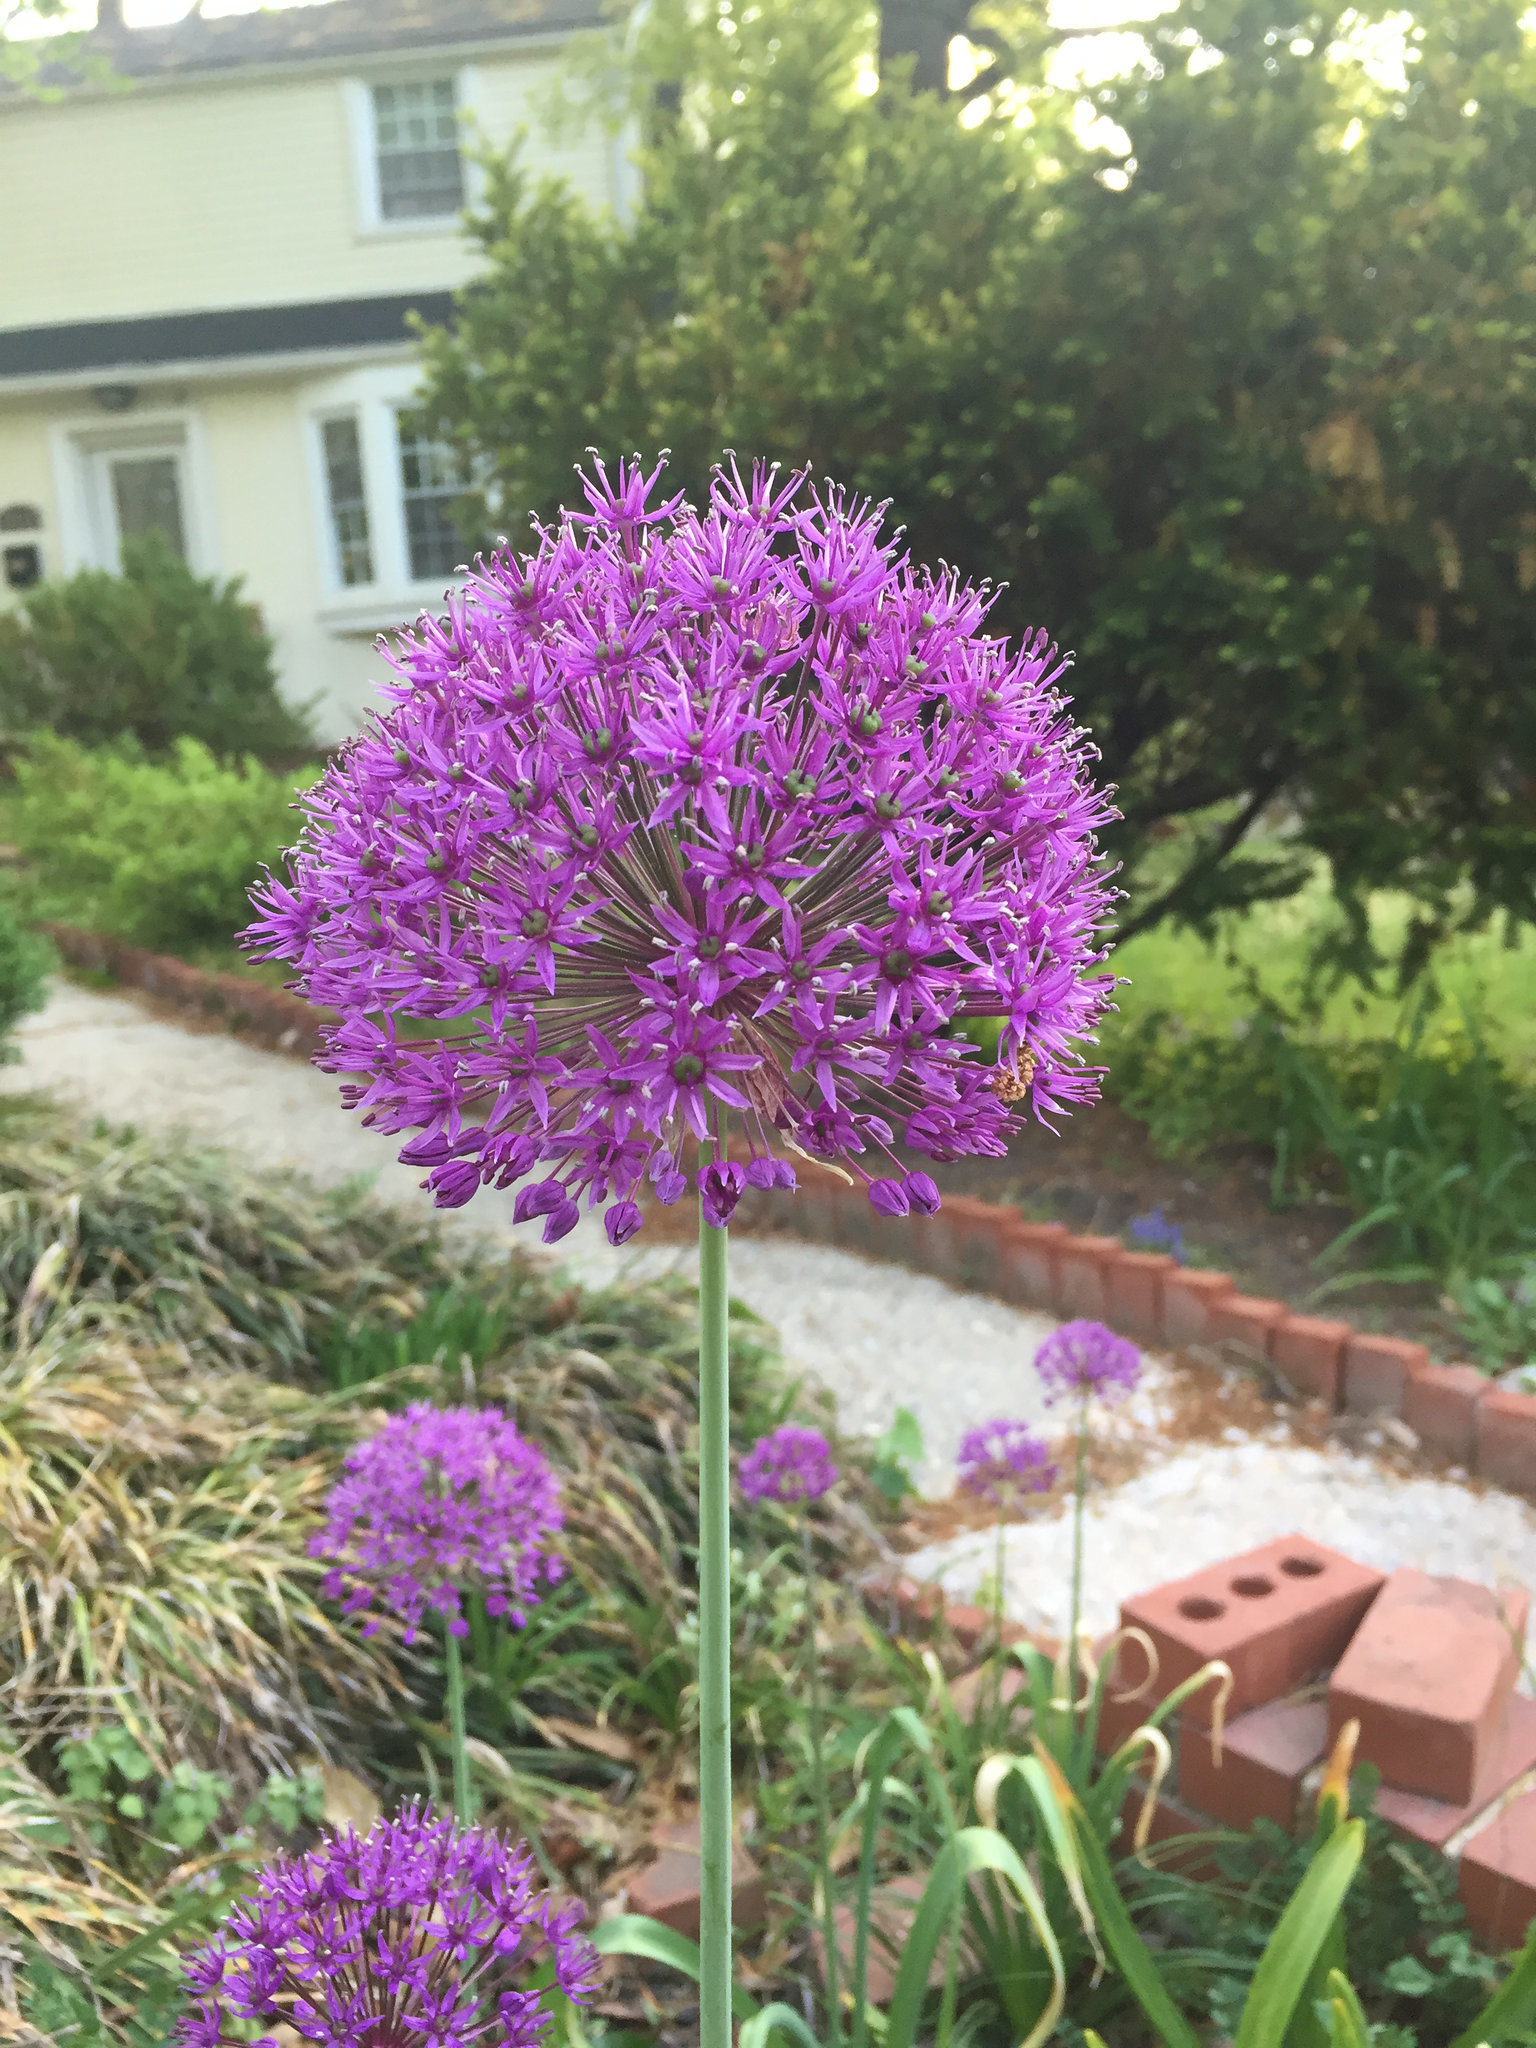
1118;1537;1386;1728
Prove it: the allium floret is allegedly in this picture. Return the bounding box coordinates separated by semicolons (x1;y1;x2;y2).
311;1403;563;1645
955;1418;1058;1510
176;1801;598;2047
1033;1320;1143;1407
246;457;1119;1242
739;1424;838;1505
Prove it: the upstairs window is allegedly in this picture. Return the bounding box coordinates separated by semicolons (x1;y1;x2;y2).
321;415;373;587
371;79;463;222
396;409;466;581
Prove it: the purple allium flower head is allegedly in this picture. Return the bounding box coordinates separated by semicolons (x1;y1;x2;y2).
176;1801;598;2048
245;457;1119;1244
1034;1319;1143;1407
739;1424;838;1505
310;1403;563;1645
956;1418;1058;1510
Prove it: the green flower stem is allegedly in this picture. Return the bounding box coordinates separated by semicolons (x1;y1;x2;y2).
444;1624;475;1825
802;1521;841;2047
1068;1394;1089;1727
993;1514;1008;1725
698;1181;734;2048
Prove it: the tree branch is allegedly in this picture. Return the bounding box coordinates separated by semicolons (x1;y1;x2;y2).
1113;776;1290;945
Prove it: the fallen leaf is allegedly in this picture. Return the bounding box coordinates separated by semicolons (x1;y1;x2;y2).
541;1716;641;1764
320;1762;381;1833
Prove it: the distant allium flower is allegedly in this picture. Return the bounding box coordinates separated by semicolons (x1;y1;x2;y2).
956;1418;1058;1510
311;1403;562;1645
245;458;1119;1244
1034;1320;1143;1406
740;1424;838;1504
177;1801;598;2048
1129;1205;1187;1265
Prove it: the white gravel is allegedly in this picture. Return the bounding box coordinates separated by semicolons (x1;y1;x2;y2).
9;978;1536;1642
906;1442;1536;1668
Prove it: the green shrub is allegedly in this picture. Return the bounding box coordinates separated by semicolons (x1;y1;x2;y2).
11;732;317;954
0;894;53;1056
1104;995;1536;1302
0;532;315;760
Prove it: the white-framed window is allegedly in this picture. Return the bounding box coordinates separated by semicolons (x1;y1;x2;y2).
48;412;217;578
319;413;374;587
373;79;464;220
304;370;478;626
345;73;476;233
395;406;467;581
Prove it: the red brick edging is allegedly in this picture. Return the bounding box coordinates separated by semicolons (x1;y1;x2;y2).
44;921;1536;1499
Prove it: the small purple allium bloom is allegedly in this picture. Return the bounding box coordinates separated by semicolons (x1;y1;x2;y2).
1129;1205;1187;1265
956;1418;1058;1511
310;1403;563;1645
176;1801;598;2048
1034;1319;1143;1407
244;457;1119;1244
739;1425;838;1505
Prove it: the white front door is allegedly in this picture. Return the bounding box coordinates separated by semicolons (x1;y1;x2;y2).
89;437;189;567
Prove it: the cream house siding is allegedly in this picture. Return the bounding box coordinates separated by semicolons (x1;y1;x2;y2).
1;9;622;742
0;53;612;329
191;374;388;737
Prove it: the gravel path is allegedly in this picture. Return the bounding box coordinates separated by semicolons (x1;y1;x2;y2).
9;979;1536;1653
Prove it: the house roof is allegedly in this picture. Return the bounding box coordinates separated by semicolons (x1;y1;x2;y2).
9;0;608;95
0;292;457;384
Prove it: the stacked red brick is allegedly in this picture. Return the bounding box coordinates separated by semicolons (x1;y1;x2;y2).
1092;1539;1535;1951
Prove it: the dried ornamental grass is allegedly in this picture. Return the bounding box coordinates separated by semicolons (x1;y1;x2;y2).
0;1291;411;1780
0;1097;880;1765
0;1092;450;1373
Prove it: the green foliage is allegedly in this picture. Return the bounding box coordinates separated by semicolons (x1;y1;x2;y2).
418;0;1536;972
0;892;53;1057
1449;1267;1536;1373
1105;989;1536;1304
869;1403;925;1504
0;531;314;759
318;1281;511;1396
1143;1790;1510;2045
8;729;319;953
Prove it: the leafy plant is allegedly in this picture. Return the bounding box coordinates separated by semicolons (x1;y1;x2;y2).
1446;1267;1536;1375
8;730;320;954
0;530;314;759
868;1405;924;1505
0;895;52;1058
1105;991;1536;1298
317;1280;511;1396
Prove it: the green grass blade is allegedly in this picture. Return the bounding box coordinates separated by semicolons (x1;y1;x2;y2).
1067;1803;1202;2048
592;1913;761;2023
885;1827;1065;2048
740;2004;829;2048
1447;1921;1536;2048
1233;1821;1365;2048
850;1718;912;2048
1323;1969;1370;2048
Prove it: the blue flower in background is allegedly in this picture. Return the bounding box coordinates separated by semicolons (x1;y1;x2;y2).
1128;1204;1187;1265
